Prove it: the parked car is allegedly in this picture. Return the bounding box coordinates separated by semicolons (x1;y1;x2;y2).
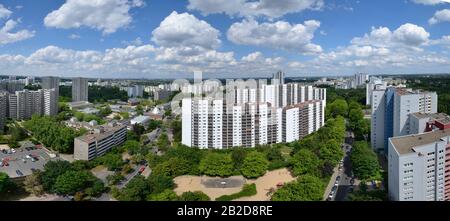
30;168;37;173
350;178;355;185
138;166;145;174
336;176;341;181
16;170;24;176
1;149;6;154
11;149;16;153
26;155;32;159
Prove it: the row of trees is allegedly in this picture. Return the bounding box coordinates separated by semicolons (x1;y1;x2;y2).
59;85;128;103
349;141;381;181
146;144;286;181
271;117;346;200
23;115;85;153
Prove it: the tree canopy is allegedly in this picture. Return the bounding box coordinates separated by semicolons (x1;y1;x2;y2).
199;152;234;177
240;151;268;179
271;175;325;201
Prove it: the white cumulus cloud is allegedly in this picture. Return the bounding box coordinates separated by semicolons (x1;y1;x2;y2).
187;0;324;18
0;19;35;45
44;0;144;34
152;11;221;49
227;19;322;54
411;0;449;5
0;4;12;19
429;9;450;24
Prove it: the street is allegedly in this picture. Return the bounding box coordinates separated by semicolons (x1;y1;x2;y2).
325;131;358;201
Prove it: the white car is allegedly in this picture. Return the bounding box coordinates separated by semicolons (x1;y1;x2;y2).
25;155;32;159
11;149;16;153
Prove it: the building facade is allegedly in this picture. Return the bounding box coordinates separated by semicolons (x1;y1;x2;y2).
181;75;326;149
74;122;127;161
72;77;89;102
7;89;57;120
388;128;450;201
371;87;438;153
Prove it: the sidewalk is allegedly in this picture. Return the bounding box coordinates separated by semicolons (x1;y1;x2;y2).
323;163;340;200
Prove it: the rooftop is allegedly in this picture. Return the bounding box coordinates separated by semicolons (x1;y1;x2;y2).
75;123;125;143
411;112;450;125
390;128;450;155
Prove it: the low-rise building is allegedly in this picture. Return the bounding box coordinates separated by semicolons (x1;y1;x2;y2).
67;101;94;110
74;122;127;161
130;115;151;127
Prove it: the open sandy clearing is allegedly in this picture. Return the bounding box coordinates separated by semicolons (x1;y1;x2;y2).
173;168;296;201
236;168;296;201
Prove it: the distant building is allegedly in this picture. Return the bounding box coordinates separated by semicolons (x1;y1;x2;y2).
0;79;25;93
127;85;144;98
74;122;127;161
41;76;60;113
388;128;450;201
72;77;89;102
41;76;60;96
153;89;172;101
67;101;94;110
130;115;151;127
7;89;57;120
0;92;7;131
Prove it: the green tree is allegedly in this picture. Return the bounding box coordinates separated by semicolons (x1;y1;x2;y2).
199;153;234;177
231;148;247;170
0;172;14;193
152;157;191;178
328;99;348;118
24;170;44;196
147;189;179;201
180;191;210;201
271;175;325;201
290;149;320;177
350;141;380;180
266;148;283;162
114;175;150;201
147;174;174;194
240;151;269;178
156;133;170;151
53;170;98;195
95;152;124;171
41;160;73;191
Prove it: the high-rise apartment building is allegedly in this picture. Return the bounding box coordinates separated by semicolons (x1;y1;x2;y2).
41;76;60;95
181;74;326;149
0;92;8;132
127;85;144;98
72;77;89;102
272;71;285;85
371;87;438;153
7;89;57;120
388;127;450;201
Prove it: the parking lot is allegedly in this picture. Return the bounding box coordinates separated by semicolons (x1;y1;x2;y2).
0;142;58;178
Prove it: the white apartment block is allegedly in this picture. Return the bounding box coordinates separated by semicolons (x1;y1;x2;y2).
388;129;450;201
371;87;438;152
74;122;127;161
393;89;437;137
182;97;325;149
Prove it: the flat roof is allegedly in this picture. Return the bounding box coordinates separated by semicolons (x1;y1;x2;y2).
390;129;450;155
76;124;125;143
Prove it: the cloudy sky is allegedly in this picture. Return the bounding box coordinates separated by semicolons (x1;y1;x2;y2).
0;0;449;79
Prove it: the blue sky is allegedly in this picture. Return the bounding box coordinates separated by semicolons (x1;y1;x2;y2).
0;0;449;79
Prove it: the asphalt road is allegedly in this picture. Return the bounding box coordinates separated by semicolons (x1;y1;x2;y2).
334;142;358;201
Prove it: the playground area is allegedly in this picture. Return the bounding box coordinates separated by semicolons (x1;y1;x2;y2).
173;168;295;201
